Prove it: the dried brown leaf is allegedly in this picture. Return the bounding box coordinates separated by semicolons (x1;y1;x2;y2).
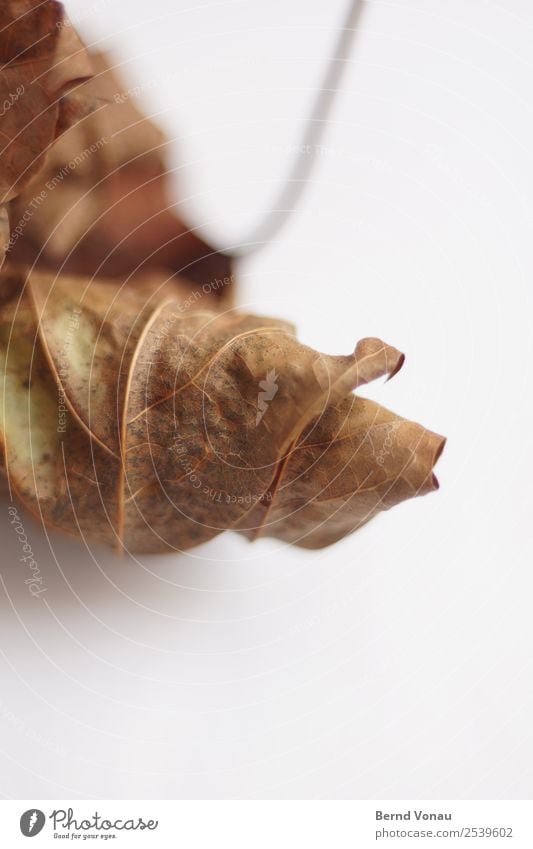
0;267;444;554
7;51;234;304
0;0;94;269
0;5;445;556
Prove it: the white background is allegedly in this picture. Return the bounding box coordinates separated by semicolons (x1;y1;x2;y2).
1;0;532;799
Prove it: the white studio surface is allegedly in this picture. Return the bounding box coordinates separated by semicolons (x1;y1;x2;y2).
0;0;532;799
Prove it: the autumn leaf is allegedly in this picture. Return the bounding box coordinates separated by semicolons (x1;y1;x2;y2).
0;2;445;556
0;0;94;269
0;267;444;553
7;51;234;305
